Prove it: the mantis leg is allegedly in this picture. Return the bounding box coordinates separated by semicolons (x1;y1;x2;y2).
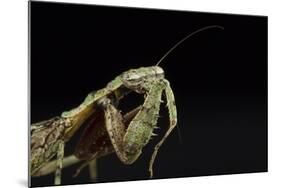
88;159;97;182
100;98;143;164
32;155;81;177
101;82;166;167
73;154;97;178
73;106;142;178
149;79;177;178
55;140;64;185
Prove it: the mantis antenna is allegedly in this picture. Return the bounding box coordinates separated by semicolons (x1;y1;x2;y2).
156;25;224;144
155;25;224;66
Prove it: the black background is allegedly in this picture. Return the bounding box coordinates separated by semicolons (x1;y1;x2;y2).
30;1;267;187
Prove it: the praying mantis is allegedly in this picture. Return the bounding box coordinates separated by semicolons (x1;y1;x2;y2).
30;25;224;185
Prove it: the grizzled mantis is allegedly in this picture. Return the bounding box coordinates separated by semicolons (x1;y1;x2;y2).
30;25;224;185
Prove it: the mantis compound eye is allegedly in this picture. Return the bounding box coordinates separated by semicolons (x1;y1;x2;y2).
121;70;144;93
124;70;141;81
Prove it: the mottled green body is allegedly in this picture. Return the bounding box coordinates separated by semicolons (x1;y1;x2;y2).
31;66;177;183
96;66;177;177
31;25;224;184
